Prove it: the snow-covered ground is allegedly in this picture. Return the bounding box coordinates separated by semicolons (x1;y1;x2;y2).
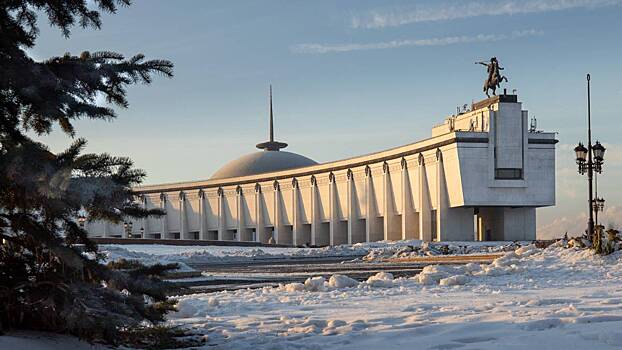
6;242;622;349
99;240;522;271
100;243;369;272
168;243;622;349
0;331;111;350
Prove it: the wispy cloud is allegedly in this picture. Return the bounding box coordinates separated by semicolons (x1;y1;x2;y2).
351;0;622;29
291;29;542;54
538;206;621;239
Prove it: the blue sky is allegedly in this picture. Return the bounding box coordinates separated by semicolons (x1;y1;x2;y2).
31;0;622;236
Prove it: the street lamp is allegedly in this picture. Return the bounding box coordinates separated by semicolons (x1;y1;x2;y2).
123;221;133;238
593;197;605;212
594;165;606;227
574;142;588;174
78;214;86;229
592;141;606;173
574;74;606;242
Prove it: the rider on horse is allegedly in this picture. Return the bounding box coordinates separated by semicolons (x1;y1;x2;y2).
476;57;508;97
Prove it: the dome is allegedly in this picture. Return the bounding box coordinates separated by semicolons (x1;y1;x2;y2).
210;150;318;180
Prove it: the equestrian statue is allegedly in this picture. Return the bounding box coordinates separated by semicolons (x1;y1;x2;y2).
476;57;508;97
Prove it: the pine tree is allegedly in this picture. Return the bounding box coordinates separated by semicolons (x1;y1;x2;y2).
0;1;190;347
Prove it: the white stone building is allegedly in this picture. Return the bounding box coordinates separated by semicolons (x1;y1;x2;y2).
86;93;556;244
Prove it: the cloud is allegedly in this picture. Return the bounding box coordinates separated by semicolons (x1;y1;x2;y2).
351;0;622;29
291;29;542;54
538;206;622;239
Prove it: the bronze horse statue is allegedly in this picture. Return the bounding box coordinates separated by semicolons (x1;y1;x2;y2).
476;57;508;97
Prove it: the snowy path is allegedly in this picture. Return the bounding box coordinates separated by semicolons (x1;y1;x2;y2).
98;240;517;272
176;254;501;293
169;245;622;349
176;261;425;293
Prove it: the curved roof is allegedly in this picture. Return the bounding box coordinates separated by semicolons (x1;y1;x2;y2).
210;151;318;180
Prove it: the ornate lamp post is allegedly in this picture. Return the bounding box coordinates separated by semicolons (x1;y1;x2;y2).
574;74;606;241
593;196;605;226
123;221;133;238
78;214;86;229
593;141;606;228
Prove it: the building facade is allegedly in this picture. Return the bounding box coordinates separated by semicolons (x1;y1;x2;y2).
86;94;556;244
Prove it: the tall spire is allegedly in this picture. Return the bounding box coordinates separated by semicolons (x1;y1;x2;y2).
256;85;288;151
269;85;274;142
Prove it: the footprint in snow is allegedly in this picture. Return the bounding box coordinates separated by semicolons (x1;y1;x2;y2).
452;336;497;344
525;298;581;306
573;315;622;324
428;344;465;350
520;318;564;331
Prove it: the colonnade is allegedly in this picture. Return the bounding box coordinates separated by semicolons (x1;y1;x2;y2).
91;148;477;244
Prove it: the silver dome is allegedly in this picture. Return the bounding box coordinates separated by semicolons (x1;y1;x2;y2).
210;151;318;180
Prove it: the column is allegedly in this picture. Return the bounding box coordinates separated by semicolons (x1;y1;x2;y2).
217;188;225;240
236;186;243;242
364;166;376;242
310;176;320;246
83;220;91;238
121;220;128;239
103;221;111;238
141;195;150;239
383;162;400;241
292;179;303;245
435;150;445;241
198;190;208;240
236;186;252;242
179;191;190;240
160;193;169;240
273;180;282;244
347;169;364;244
255;184;266;243
311;175;319;245
477;212;486;241
329;172;346;245
383;163;390;240
418;155;432;241
401;158;416;240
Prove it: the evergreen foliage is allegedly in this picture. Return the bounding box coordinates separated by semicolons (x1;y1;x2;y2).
0;1;189;347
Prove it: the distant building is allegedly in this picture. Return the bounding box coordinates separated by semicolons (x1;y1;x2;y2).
86;93;556;244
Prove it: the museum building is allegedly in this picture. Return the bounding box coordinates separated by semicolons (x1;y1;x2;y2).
85;92;557;245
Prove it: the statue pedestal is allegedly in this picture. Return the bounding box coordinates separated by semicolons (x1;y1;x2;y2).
472;94;517;111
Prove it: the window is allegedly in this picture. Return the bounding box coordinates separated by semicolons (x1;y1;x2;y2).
495;168;522;180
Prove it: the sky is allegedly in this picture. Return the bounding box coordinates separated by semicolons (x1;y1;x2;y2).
29;0;622;238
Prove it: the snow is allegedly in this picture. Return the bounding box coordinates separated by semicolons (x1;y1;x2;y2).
99;245;196;272
167;243;622;349
98;243;370;271
0;332;111;349
327;274;359;289
97;240;520;272
359;240;527;261
364;271;394;288
304;276;327;292
8;242;622;349
439;274;469;286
